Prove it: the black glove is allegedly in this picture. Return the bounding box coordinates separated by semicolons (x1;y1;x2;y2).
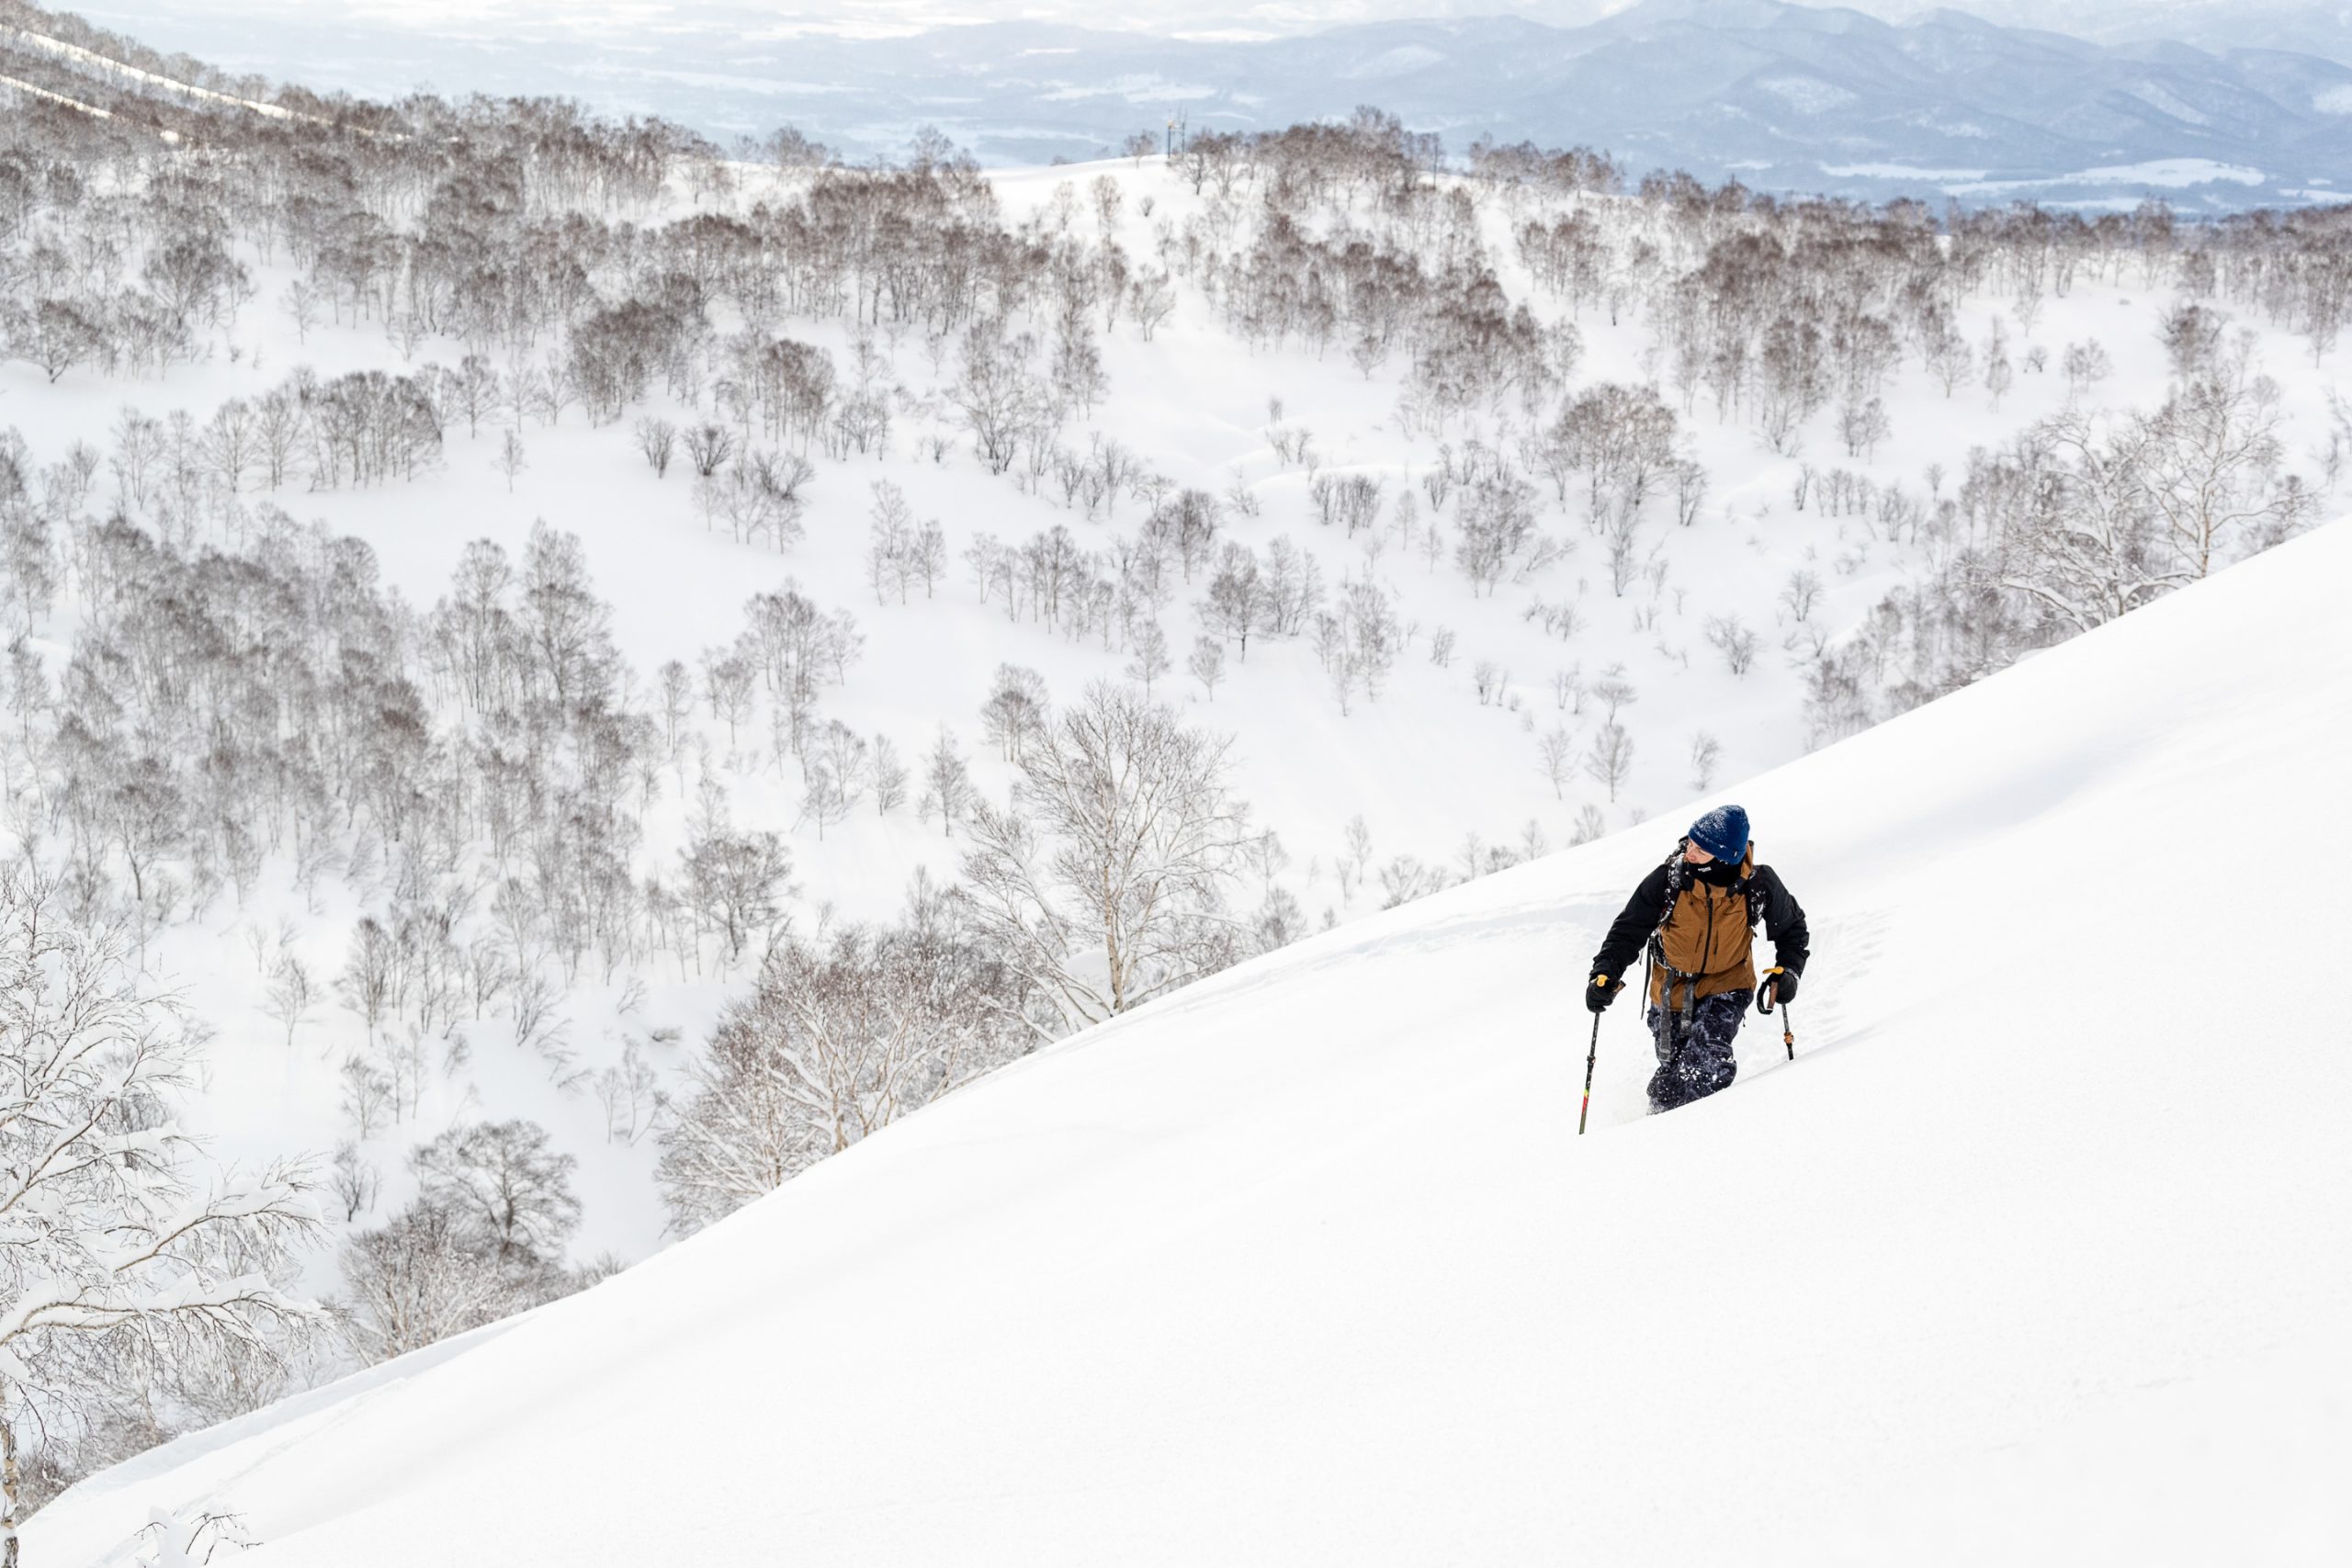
1763;967;1800;1005
1585;972;1618;1014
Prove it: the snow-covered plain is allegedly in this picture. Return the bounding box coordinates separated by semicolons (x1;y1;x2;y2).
30;505;2352;1564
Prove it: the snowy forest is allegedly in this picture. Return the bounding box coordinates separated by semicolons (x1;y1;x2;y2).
0;0;2343;1529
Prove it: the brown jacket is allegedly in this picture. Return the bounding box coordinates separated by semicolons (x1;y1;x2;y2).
1588;839;1811;1014
1650;843;1758;1010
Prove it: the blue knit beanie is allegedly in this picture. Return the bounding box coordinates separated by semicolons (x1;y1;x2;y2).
1689;804;1749;863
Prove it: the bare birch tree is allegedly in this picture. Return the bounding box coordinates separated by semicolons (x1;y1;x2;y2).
2138;355;2292;580
960;684;1249;1034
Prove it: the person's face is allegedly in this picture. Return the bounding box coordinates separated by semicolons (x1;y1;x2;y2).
1684;841;1714;864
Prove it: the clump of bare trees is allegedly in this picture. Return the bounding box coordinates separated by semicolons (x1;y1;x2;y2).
337;1118;597;1362
1807;331;2306;745
654;876;1023;1232
961;683;1252;1033
0;868;322;1531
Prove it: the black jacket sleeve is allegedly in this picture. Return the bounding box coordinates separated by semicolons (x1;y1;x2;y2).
1752;865;1810;976
1589;863;1672;987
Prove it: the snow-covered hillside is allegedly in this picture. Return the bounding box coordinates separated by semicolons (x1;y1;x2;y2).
6;7;2347;1515
32;510;2352;1565
0;125;2307;1285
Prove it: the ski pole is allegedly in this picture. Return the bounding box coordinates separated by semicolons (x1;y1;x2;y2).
1577;1010;1601;1135
1757;971;1796;1061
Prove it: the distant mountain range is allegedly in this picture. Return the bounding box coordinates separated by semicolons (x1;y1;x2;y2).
1852;2;2352;66
78;0;2352;206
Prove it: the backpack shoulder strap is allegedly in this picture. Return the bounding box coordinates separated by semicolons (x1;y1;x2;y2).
1650;847;1688;948
1649;848;1697;1015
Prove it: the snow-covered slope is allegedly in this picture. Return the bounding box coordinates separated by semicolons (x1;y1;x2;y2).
33;508;2352;1562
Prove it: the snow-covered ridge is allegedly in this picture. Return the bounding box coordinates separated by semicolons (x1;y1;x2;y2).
0;63;107;118
0;21;293;119
34;513;2352;1564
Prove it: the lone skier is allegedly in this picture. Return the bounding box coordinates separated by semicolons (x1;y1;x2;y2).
1586;806;1810;1114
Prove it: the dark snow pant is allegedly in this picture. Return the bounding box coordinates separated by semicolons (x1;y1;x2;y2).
1645;989;1750;1113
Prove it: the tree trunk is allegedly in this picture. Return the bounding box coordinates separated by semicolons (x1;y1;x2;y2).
3;1406;21;1568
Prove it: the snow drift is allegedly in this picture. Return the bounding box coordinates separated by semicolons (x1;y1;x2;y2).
37;521;2352;1563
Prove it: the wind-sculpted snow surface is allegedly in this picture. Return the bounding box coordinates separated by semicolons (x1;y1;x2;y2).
32;519;2352;1562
